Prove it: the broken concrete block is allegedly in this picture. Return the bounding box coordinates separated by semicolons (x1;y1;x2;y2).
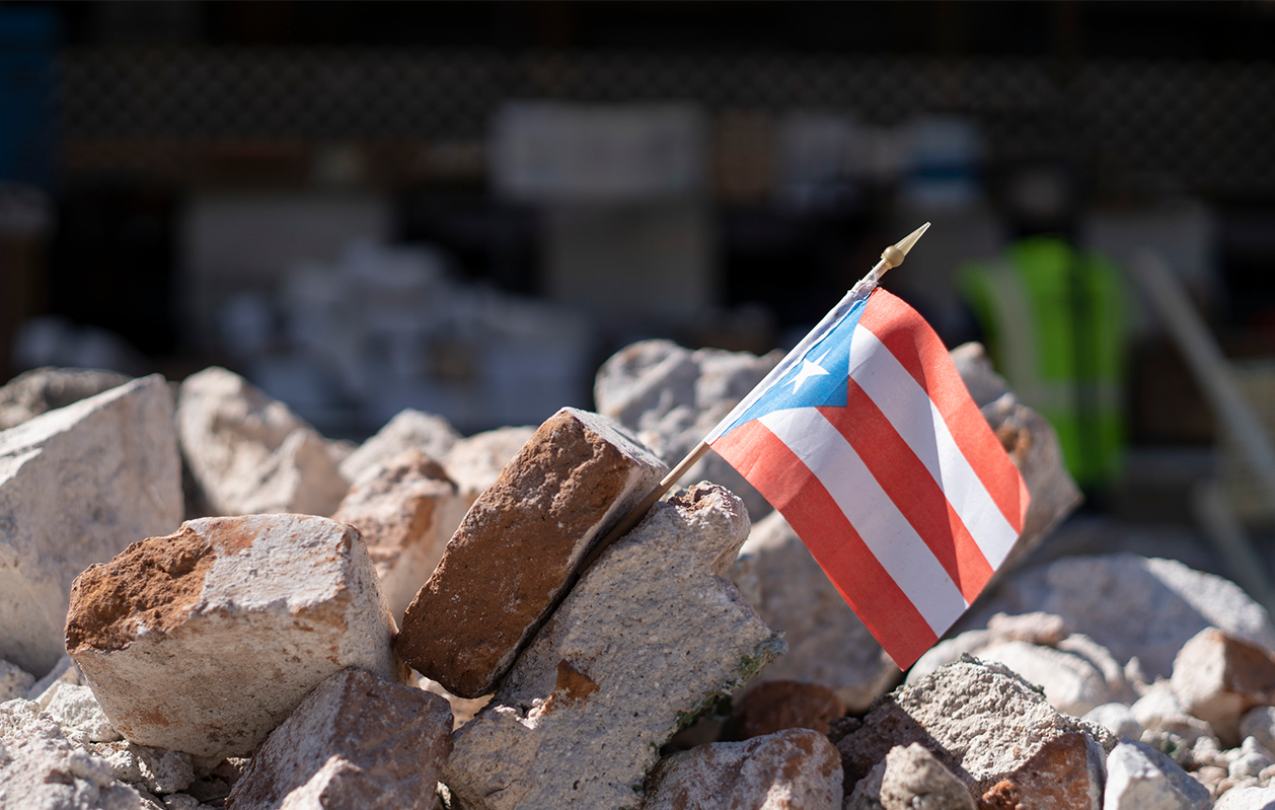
733;511;900;713
338;409;460;484
93;741;195;796
732;680;844;740
1215;783;1275;810
595;339;783;521
443;425;537;506
837;658;1106;805
0;374;182;676
66;514;404;759
643;728;841;810
0;366;131;430
331;450;469;618
442;483;784;810
975;639;1118;716
227;668;452;810
396;407;667;699
177;367;349;517
1172;628;1275;747
42;683;121;743
1229;737;1275;780
876;743;977;810
1084;703;1145;741
962;554;1275;680
1104;740;1211;810
0;662;33;703
0;713;148;810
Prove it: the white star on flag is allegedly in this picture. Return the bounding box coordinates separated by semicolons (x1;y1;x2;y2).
788;351;831;392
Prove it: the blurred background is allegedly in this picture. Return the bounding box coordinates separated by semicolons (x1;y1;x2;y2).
5;1;1275;543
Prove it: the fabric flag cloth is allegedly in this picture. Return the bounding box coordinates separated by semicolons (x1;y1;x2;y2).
706;282;1030;669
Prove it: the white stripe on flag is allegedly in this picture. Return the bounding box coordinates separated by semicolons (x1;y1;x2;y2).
848;326;1019;567
757;407;969;633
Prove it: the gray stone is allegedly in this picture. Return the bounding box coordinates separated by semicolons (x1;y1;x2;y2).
442;483;784;810
1242;707;1275;754
0;662;33;703
961;554;1275;680
443;426;536;507
1084;703;1145;741
1215;783;1275;810
66;515;405;759
733;511;899;713
643;728;842;810
227;668;452;810
0;374;182;676
878;743;976;810
1103;740;1211;810
1230;738;1275;780
975;639;1117;717
93;741;195;795
0;712;147;810
837;659;1105;806
0;366;131;430
177;367;349;517
338;409;460;484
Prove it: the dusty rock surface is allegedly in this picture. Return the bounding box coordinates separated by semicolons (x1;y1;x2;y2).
0;711;149;810
838;658;1106;804
644;728;842;810
1212;782;1275;810
847;742;977;810
1241;707;1275;754
338;408;460;484
178;367;349;517
0;662;34;703
396;407;667;699
0;366;132;430
732;680;845;740
1104;740;1211;810
443;425;536;506
442;483;785;810
66;514;404;759
1172;628;1275;748
961;554;1275;680
331;449;468;618
41;683;120;743
1084;703;1145;741
228;667;452;810
0;374;182;676
733;511;900;712
974;639;1119;717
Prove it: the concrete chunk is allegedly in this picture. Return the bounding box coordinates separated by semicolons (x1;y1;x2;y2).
396;407;667;698
850;743;977;810
338;409;460;484
331;450;468;619
0;662;34;703
66;515;405;759
444;426;536;506
227;668;452;810
1171;628;1275;747
644;729;842;810
0;374;182;676
0;714;148;810
442;483;784;810
0;366;131;430
1104;740;1211;810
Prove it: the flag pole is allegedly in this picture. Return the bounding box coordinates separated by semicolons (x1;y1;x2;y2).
581;223;932;569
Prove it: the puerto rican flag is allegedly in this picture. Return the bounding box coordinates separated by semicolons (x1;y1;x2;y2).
707;285;1030;669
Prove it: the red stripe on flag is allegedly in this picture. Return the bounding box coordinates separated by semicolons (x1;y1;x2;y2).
712;418;939;668
860;290;1027;532
817;390;994;603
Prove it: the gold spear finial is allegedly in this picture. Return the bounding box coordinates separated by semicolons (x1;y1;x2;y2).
873;222;931;280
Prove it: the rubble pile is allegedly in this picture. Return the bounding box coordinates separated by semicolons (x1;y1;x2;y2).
0;343;1270;809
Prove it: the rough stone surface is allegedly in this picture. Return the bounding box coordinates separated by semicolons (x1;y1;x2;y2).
1242;706;1275;754
94;741;195;795
1084;703;1145;741
331;450;468;618
0;366;131;430
643;728;842;810
0;711;148;809
733;511;900;712
0;662;33;703
1214;783;1275;809
228;667;452;810
877;743;977;810
443;426;536;506
0;374;182;676
177;367;349;517
27;655;82;704
338;409;460;484
396;407;668;699
442;483;784;810
837;659;1105;803
1104;740;1211;810
975;639;1117;717
1171;628;1275;747
960;554;1275;680
42;683;121;743
66;514;404;759
733;680;845;740
951;342;1083;568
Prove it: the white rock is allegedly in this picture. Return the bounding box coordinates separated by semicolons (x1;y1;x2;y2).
27;655;83;704
733;511;899;712
0;374;182;676
1242;707;1275;753
93;742;194;795
177;367;349;517
1171;628;1275;747
0;713;147;809
442;483;785;810
338;409;460;484
1132;682;1185;730
1215;783;1275;810
0;698;42;739
1231;738;1275;780
963;554;1275;679
1103;740;1211;810
872;742;977;810
443;425;536;506
0;662;33;703
1085;703;1145;741
0;367;131;430
976;639;1116;716
42;683;121;743
66;514;406;759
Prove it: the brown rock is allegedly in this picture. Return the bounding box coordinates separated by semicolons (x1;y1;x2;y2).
395;407;666;698
976;733;1101;810
644;728;843;810
331;450;469;619
227;667;452;810
1171;628;1275;747
734;680;845;740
